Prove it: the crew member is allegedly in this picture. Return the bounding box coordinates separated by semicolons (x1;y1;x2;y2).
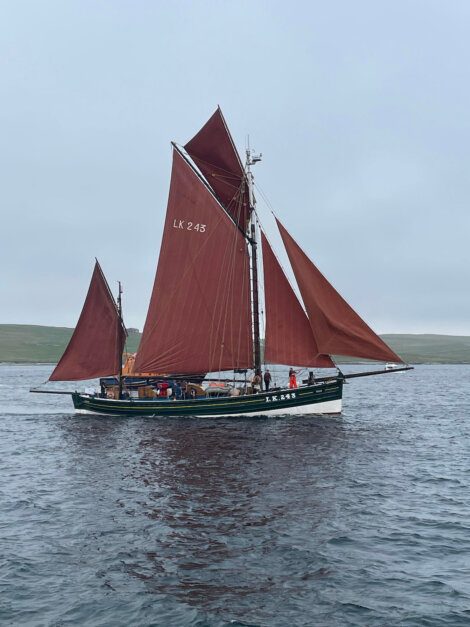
264;369;272;391
289;367;298;389
173;380;182;400
251;371;262;393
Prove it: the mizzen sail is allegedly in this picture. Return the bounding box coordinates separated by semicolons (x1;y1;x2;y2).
276;219;403;363
134;148;253;375
49;261;126;381
261;231;334;368
184;107;250;231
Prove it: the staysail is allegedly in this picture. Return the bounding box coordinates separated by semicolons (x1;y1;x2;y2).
49;261;126;381
134;148;253;375
184;107;250;231
261;231;334;368
276;219;403;363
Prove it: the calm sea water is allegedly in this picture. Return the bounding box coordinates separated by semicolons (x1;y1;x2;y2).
1;364;470;626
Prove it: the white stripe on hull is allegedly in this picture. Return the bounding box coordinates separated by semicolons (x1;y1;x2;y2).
75;398;342;417
205;398;342;417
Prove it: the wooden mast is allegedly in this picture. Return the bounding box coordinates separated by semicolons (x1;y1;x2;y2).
117;280;124;399
246;146;262;381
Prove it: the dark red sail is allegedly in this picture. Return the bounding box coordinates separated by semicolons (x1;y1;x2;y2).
134;149;253;375
262;231;334;368
49;261;126;381
184;107;250;231
276;219;403;363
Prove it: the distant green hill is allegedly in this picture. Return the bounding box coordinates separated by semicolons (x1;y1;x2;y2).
334;334;470;364
332;334;470;364
0;324;141;363
0;325;470;364
381;334;470;364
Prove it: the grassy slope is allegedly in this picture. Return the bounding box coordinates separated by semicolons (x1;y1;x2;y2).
0;325;141;363
1;325;470;364
332;334;470;364
381;334;470;364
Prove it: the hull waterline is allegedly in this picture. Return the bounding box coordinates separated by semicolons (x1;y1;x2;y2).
72;379;343;417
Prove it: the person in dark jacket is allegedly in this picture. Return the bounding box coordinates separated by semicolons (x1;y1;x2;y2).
263;369;272;391
173;380;182;399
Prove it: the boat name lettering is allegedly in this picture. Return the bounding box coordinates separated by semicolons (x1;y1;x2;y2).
173;219;206;233
265;392;296;403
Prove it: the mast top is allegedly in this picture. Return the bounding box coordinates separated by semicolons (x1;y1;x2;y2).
245;147;262;213
246;147;263;169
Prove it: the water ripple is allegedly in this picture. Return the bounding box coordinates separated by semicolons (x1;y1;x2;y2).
1;364;470;625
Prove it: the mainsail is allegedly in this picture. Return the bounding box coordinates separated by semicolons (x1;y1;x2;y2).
184;107;250;231
276;218;403;363
261;231;334;368
134;149;253;375
49;261;126;381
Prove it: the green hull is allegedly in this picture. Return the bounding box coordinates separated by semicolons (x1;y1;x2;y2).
72;379;343;417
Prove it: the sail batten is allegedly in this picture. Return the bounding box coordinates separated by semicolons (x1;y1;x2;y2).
184;107;250;231
276;219;403;364
262;231;334;368
49;261;126;381
134;149;253;375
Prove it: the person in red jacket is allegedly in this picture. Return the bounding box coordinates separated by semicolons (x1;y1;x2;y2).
288;368;298;389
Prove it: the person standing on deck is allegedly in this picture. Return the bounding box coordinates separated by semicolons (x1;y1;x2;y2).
264;369;272;391
251;371;262;393
289;368;298;389
173;380;182;400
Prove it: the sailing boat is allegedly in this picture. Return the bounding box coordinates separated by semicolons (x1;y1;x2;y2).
32;108;411;416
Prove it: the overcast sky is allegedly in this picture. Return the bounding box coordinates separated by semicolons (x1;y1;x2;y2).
1;0;469;334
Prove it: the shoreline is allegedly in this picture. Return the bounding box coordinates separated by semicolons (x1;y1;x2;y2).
3;361;470;366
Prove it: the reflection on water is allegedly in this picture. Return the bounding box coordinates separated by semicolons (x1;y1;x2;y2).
133;418;346;609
